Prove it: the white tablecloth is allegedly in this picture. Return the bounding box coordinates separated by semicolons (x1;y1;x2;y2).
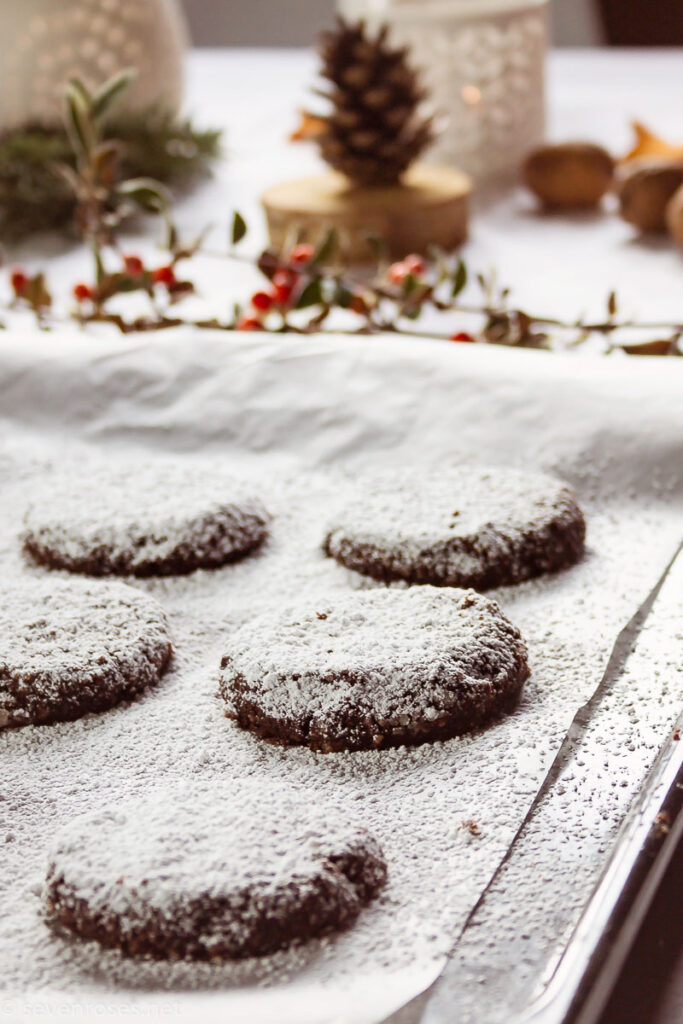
9;47;683;333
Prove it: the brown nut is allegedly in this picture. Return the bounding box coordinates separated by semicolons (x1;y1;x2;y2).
618;163;683;233
523;142;615;208
665;181;683;245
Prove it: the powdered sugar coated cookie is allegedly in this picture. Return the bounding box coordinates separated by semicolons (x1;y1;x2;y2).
45;783;387;960
23;465;270;577
323;466;585;590
0;576;171;728
220;586;530;752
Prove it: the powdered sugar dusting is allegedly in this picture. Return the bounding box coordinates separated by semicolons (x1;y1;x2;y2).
0;576;171;728
0;439;680;1016
220;587;529;751
23;465;269;576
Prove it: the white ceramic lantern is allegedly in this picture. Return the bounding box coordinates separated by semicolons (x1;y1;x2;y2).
0;0;187;132
338;0;549;183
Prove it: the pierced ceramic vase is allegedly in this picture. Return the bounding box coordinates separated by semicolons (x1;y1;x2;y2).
0;0;187;131
338;0;549;183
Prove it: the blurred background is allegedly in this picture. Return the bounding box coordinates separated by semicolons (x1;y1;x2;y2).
180;0;682;47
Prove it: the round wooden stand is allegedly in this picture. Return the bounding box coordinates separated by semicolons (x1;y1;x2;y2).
261;164;471;265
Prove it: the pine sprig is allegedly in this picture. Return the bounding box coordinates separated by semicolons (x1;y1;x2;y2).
0;111;220;241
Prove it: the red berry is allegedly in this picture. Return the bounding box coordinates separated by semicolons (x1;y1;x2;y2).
10;269;27;295
123;254;145;277
403;254;425;276
273;268;296;287
73;283;93;302
387;261;409;286
272;270;294;307
251;290;275;312
237;315;262;331
152;265;176;287
290;243;315;266
450;331;475;343
273;283;293;306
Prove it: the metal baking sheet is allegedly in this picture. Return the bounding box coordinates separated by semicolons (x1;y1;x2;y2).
0;330;681;1024
417;544;683;1024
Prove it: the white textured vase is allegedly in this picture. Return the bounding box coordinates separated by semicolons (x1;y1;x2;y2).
0;0;187;132
338;0;549;183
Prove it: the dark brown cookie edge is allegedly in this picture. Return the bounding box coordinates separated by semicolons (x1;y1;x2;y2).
44;832;387;960
323;489;586;591
220;643;530;754
1;641;172;729
22;517;268;578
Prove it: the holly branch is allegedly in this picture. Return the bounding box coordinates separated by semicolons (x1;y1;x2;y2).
2;71;681;357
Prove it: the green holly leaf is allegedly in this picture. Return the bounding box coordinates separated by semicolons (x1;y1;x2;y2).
295;278;324;309
93;246;106;286
117;177;170;213
66;78;92;111
452;258;467;298
164;219;179;252
65;84;97;161
401;273;418;297
231;210;247;245
91;67;137;121
257;249;279;281
310;227;337;267
333;281;354;309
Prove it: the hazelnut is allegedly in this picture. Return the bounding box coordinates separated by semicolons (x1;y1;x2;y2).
523;142;615;209
618;163;683;233
665;181;683;245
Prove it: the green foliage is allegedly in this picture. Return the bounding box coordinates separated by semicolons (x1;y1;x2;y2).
231;210;247;245
116;177;171;213
310;227;337;267
4;71;677;356
90;68;138;120
0;115;221;242
452;258;467;298
294;278;324;309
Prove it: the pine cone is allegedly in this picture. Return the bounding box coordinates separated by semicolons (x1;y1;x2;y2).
315;17;434;187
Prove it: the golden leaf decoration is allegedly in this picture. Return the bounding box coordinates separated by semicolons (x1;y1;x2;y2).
290;110;327;143
622;121;683;165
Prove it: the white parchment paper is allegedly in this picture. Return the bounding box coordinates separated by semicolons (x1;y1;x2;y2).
0;331;681;1024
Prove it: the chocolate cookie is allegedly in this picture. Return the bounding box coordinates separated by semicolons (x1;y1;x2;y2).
45;784;387;960
323;466;585;590
22;466;270;577
219;587;529;752
0;577;171;728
